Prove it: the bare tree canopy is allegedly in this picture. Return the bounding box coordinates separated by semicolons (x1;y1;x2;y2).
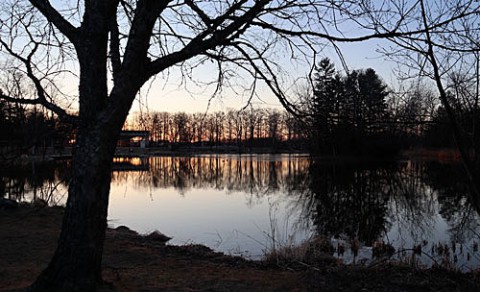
1;1;477;118
0;0;478;291
358;0;480;185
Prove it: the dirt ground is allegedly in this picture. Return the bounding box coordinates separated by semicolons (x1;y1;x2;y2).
1;206;480;292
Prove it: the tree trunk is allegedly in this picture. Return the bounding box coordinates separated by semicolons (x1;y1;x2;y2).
29;122;118;291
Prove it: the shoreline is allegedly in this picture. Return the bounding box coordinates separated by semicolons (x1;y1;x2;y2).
1;206;479;291
1;146;464;165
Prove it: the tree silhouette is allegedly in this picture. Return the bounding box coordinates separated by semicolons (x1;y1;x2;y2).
310;58;338;153
0;1;478;290
306;61;391;156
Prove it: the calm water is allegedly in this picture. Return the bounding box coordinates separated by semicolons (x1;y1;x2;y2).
3;154;480;271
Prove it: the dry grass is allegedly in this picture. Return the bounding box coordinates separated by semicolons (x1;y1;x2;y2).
264;236;340;269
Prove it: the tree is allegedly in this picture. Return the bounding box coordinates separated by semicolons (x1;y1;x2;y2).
0;1;477;290
358;0;480;189
173;112;191;143
304;60;391;155
356;68;389;133
390;81;438;144
159;112;171;143
191;112;204;144
212;111;225;145
150;112;160;143
225;109;236;144
267;109;281;148
310;58;338;153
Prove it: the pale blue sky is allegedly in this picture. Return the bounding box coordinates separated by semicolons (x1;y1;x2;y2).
130;38;398;114
0;1;426;116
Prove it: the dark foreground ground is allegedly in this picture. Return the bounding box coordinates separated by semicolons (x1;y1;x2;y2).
1;206;479;292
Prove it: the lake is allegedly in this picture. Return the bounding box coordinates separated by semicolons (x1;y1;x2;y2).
2;154;480;271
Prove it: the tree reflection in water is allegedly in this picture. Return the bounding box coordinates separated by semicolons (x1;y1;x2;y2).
0;160;70;205
111;154;310;202
296;158;480;269
302;160;394;245
3;155;480;268
109;155;480;244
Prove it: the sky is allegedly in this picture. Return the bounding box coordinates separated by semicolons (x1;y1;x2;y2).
5;0;479;119
129;38;399;115
1;1;413;116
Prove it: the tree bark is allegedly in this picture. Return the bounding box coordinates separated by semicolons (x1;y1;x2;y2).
29;122;118;291
27;4;126;289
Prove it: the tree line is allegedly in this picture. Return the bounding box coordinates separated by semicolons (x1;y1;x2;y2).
121;58;475;156
0;101;73;158
124;108;303;150
1;57;475;157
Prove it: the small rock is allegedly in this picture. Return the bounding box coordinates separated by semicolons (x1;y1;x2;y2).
116;225;132;232
114;225;138;236
144;230;172;244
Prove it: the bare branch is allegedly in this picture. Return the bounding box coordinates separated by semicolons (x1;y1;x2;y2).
147;0;269;78
232;41;305;119
28;0;80;44
0;25;77;124
184;0;212;27
119;0;171;85
0;91;77;124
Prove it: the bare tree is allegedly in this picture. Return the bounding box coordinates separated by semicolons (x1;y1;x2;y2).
354;0;480;191
399;82;438;135
225;109;236;143
191;112;204;144
0;0;478;291
173;112;191;143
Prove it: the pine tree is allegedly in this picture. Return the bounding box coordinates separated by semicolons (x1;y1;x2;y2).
357;68;389;134
311;58;337;154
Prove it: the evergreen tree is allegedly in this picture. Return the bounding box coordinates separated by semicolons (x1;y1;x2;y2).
311;58;338;153
308;61;391;156
357;68;389;134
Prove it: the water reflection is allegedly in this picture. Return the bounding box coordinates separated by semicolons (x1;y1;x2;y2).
0;161;69;205
108;155;480;268
299;159;480;270
111;154;310;199
303;161;394;245
2;155;480;269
